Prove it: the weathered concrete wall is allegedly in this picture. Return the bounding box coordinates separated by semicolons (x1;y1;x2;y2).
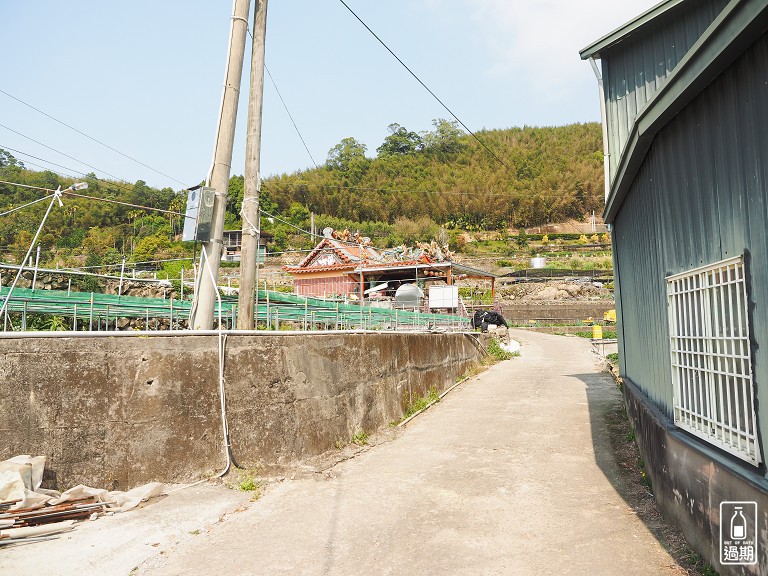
624;379;768;575
0;332;482;490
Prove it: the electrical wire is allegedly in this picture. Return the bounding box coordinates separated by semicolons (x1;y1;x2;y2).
264;64;319;169
241;20;319;170
0;145;193;211
0;144;91;179
0;122;130;184
336;0;512;172
0;178;190;227
61;190;191;219
0;87;191;188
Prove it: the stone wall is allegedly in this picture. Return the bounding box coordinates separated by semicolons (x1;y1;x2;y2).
0;332;483;490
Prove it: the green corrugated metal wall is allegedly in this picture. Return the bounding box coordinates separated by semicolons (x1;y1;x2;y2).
602;0;729;185
613;32;768;460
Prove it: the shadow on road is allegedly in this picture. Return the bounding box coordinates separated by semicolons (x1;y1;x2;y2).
571;370;696;574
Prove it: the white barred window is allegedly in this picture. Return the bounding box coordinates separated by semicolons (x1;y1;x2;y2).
667;256;761;465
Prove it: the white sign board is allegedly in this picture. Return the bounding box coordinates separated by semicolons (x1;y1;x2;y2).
429;285;459;309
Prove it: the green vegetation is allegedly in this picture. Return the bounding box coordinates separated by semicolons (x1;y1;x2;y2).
351;430;369;446
262;121;603;236
0;121;604;275
231;469;264;501
406;387;441;419
572;330;617;339
607;352;619;363
487;337;517;361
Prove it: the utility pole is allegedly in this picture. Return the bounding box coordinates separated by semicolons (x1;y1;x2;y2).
237;0;268;330
191;0;252;330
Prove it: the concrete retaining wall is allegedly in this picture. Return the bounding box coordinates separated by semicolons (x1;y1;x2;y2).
501;302;615;323
624;379;768;575
0;332;483;490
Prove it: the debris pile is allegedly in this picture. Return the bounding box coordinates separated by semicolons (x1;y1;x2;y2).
499;280;612;302
0;455;164;547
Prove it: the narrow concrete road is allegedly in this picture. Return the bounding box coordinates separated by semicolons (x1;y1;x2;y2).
133;330;681;576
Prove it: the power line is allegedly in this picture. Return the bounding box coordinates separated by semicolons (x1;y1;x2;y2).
0;144;90;179
0;144;189;204
264;64;319;169
62;190;190;219
0;122;132;184
336;0;512;172
0;87;191;187
241;21;319;170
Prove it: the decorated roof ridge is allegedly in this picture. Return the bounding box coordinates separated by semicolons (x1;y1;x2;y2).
283;257;440;274
291;229;457;273
282;262;358;273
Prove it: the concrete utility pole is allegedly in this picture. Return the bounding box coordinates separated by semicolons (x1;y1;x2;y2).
192;0;252;330
237;0;268;330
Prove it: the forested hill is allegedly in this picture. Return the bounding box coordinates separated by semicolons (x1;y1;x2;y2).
0;121;603;269
256;121;604;230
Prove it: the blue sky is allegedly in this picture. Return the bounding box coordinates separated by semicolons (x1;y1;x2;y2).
1;0;659;191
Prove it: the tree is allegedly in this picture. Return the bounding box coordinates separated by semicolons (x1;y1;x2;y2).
132;234;171;263
422;118;465;158
377;124;423;157
226;175;245;218
326;137;367;172
0;148;24;169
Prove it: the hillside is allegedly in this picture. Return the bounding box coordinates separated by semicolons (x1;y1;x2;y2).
0;121;604;272
256;121;604;231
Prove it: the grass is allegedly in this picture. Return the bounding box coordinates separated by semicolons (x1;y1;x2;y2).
229;469;265;501
351;430;369;446
487;337;518;361
572;330;617;339
606;352;619;363
402;387;441;420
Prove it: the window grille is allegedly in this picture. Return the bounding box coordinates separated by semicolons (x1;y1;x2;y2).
667;256;761;465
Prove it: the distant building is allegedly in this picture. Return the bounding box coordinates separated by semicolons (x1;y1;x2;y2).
222;229;272;263
582;0;768;572
283;231;495;310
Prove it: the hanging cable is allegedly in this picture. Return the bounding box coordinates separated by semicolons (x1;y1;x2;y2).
61;190;191;219
0;144;91;178
0;87;191;188
336;0;511;171
0;122;132;184
0;145;195;210
264;64;319;169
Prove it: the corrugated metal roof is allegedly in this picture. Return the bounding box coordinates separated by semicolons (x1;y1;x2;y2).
579;0;686;59
599;0;768;222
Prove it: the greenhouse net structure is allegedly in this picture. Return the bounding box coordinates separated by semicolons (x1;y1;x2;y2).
0;286;468;332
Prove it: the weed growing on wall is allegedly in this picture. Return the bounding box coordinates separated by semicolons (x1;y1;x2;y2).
351;430;369;446
403;387;441;419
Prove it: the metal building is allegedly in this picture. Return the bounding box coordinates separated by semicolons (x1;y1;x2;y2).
581;0;768;572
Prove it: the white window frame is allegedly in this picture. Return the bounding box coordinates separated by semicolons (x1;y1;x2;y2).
667;256;761;465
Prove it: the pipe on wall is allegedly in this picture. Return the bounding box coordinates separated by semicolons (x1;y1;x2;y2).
589;56;611;204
